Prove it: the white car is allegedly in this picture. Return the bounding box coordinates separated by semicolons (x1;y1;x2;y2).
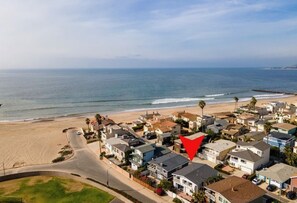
252;178;262;185
76;131;82;135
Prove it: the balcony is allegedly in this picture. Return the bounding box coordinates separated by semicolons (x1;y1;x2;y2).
205;190;216;202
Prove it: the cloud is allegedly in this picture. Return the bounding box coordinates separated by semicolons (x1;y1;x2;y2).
0;0;296;68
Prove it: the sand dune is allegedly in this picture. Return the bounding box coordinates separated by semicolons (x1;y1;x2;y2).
0;96;296;169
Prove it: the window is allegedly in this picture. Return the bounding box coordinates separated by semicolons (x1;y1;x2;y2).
219;196;223;202
241;159;246;164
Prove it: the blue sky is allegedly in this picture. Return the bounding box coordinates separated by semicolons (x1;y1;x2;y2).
1;0;297;69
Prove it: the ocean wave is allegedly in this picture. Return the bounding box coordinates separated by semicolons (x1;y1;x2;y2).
205;93;224;97
152;97;214;105
253;94;286;99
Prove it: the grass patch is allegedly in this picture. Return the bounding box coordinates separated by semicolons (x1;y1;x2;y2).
0;176;114;203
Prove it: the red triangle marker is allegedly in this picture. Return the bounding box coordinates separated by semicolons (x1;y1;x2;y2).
179;135;204;161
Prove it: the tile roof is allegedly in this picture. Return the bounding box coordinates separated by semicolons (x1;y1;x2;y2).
257;163;297;183
173;163;218;186
205;176;265;203
149;153;189;172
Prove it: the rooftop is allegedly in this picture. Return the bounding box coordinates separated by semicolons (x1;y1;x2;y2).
229;149;262;162
175;132;206;144
272;123;297;131
113;144;130;153
135;143;155;153
173;163;218;186
268;132;293;140
257;163;297;183
205;176;265;203
149;153;189;172
237;141;270;151
204;140;236;152
238;132;266;141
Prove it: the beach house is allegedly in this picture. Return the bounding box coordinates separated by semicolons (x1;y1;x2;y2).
265;101;286;113
172;163;218;196
199;140;236;164
236;112;259;126
130;143;155;170
173;132;207;153
257;163;297;189
205;176;266;203
221;124;247;140
271;123;297;135
289;174;297;192
227;141;270;174
238;131;266;142
263;131;295;151
148;153;189;180
206;119;229;134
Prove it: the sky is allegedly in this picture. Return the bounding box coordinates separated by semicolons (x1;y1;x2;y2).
1;0;297;69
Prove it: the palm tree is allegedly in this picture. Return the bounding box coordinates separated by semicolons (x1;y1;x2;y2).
198;100;206;132
95;114;102;155
192;190;206;203
95;114;102;125
264;122;272;144
249;96;257;110
85;118;90;132
198;100;206;117
233;97;239;111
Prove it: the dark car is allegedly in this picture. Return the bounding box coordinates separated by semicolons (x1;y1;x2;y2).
286;191;296;200
266;184;277;192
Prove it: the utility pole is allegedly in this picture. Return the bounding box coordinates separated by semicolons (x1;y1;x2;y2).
106;168;109;186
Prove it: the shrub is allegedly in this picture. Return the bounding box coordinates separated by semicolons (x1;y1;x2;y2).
173;197;182;203
155;187;163;196
61;150;72;156
52;156;65;163
158;179;173;191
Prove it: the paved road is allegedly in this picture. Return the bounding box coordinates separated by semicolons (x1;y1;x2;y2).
4;130;156;203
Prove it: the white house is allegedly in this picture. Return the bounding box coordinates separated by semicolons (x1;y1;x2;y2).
172;163;218;196
265;101;286;113
130;143;155;170
199;140;236;164
228;141;270;174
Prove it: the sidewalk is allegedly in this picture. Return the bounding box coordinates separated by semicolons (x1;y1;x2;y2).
86;140;173;203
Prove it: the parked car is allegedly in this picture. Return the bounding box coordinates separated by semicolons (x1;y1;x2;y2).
266;184;277;192
242;174;249;179
286;191;296;200
252;178;262;185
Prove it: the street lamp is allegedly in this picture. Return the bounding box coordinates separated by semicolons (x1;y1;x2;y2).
106;161;112;186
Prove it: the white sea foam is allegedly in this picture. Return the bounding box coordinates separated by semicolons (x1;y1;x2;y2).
253;94;289;99
205;93;225;97
151;97;214;105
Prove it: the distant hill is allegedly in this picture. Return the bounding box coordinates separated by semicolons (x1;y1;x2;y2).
268;64;297;70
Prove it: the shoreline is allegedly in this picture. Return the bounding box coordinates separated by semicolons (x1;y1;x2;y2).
0;94;295;124
0;95;296;169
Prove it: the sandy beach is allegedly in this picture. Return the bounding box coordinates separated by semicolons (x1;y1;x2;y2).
0;96;297;169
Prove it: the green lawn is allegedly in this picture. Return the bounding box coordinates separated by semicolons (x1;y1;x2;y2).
0;176;114;203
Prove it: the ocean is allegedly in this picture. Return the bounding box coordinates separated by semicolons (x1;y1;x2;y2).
0;68;296;121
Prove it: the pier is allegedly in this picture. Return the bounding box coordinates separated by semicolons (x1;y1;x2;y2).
252;89;297;95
